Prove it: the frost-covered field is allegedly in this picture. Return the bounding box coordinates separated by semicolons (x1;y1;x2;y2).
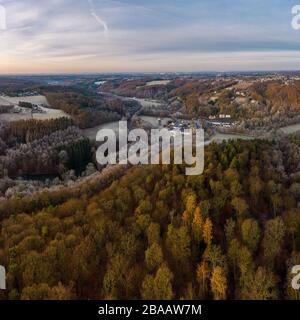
133;97;164;108
145;80;170;86
3;95;50;106
83;121;120;140
0;95;70;121
0;107;69;121
0;96;12;106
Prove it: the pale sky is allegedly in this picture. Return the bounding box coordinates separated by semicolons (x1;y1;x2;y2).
0;0;300;73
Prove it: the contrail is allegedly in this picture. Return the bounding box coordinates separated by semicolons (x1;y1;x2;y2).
88;0;108;37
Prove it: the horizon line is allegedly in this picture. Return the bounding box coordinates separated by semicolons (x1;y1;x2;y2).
1;70;300;77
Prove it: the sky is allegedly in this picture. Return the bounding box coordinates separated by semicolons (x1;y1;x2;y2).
0;0;300;73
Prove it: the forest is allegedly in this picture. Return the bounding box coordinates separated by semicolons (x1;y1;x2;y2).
0;118;94;197
42;86;140;129
0;137;299;300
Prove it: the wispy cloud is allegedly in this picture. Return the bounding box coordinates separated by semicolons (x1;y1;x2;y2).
88;0;108;37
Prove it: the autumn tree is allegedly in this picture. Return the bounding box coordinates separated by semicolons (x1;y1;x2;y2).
240;267;278;300
182;193;197;226
141;264;174;300
262;217;286;266
211;266;227;300
145;243;163;272
147;222;161;245
192;206;203;244
231;197;249;221
196;261;210;299
203;218;213;247
166;225;191;273
241;218;260;253
249;175;263;204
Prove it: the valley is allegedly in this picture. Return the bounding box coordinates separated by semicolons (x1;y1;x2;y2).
1;73;300;301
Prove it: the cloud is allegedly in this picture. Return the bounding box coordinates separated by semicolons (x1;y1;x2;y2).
0;0;299;73
88;0;108;37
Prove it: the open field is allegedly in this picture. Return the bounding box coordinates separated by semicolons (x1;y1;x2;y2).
82;121;120;140
2;95;50;106
133;97;164;108
0;107;70;121
0;96;13;106
145;80;171;86
0;95;69;121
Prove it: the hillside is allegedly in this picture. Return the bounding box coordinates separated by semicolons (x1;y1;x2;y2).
0;139;300;300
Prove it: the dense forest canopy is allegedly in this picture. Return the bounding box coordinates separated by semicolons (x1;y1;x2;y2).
0;139;299;300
